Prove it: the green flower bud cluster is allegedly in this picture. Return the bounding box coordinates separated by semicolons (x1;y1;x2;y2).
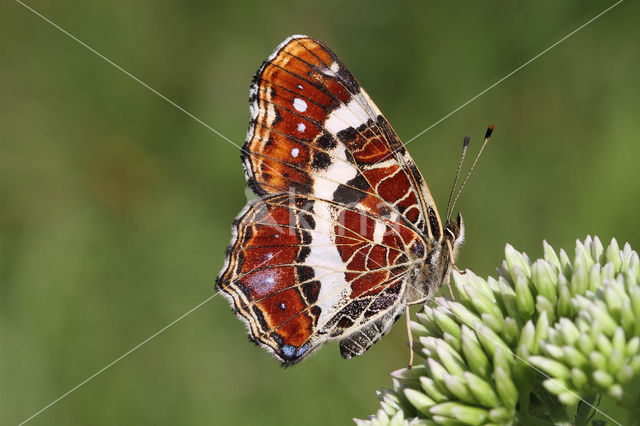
355;237;640;425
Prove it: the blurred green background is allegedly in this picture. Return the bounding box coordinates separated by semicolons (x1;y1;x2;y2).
1;0;639;424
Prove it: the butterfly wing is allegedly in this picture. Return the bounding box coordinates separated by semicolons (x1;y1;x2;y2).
218;35;441;364
242;35;443;240
217;193;419;364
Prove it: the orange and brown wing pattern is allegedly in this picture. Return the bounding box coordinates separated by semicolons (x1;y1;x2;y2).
242;35;443;240
216;194;421;365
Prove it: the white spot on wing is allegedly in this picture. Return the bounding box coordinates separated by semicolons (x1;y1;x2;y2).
330;62;340;73
297;122;306;132
311;141;357;200
297;84;303;90
291;148;299;157
373;221;386;244
325;93;371;134
245;270;278;297
293;98;307;112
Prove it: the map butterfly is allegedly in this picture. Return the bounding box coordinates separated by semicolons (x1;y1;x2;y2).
216;35;490;366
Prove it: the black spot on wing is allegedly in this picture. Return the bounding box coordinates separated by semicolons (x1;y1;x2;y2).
312;151;332;170
317;133;337;150
297;265;315;283
302;280;320;304
333;173;369;204
336;127;357;143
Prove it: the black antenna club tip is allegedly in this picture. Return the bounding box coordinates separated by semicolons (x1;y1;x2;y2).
463;135;470;148
485;125;494;139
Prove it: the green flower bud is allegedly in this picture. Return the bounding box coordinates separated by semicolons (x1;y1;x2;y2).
517;320;535;356
589;351;607;371
443;300;481;332
543;241;561;268
612;327;626;354
557;274;573;317
417;308;442;337
494;367;518;409
532;259;558;306
404;388;436;416
570;265;588;297
562;346;587;369
380;400;396;416
443;332;461;353
427;358;451;392
488;406;513;423
391;410;406;426
592;370;614;388
505;244;532;280
542;343;564;361
461;325;490;378
589;303;618;337
577;334;594;355
607;238;622;272
558;391;580;406
528;356;571;380
419;376;449;403
430;402;488;425
480;312;503;334
411;321;431;340
535;295;556;322
435;341;466;377
502;317;520;346
608;384;623;400
476;323;512;362
557;318;580;346
433;307;462;341
463;372;500;407
591;236;605;264
391;366;426;385
626;336;640;356
616;365;633;383
514;272;535;320
558;248;572;278
462;286;500;322
497;276;520;321
575;239;595;273
571;367;588;390
443;373;477;404
595;333;613;358
542;378;568;396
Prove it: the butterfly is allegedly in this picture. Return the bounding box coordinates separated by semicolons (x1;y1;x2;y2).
216;35;490;366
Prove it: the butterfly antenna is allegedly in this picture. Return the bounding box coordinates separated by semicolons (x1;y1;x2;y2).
445;135;471;221
449;125;494;215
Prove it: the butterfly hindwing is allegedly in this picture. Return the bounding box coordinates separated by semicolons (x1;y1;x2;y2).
217;193;421;364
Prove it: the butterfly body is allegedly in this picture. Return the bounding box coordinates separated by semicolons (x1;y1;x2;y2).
217;35;463;365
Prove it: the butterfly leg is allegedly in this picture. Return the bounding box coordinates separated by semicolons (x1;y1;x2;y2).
405;297;429;369
405;306;415;369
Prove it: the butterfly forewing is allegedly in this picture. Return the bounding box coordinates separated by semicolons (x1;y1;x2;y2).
217;35;445;365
